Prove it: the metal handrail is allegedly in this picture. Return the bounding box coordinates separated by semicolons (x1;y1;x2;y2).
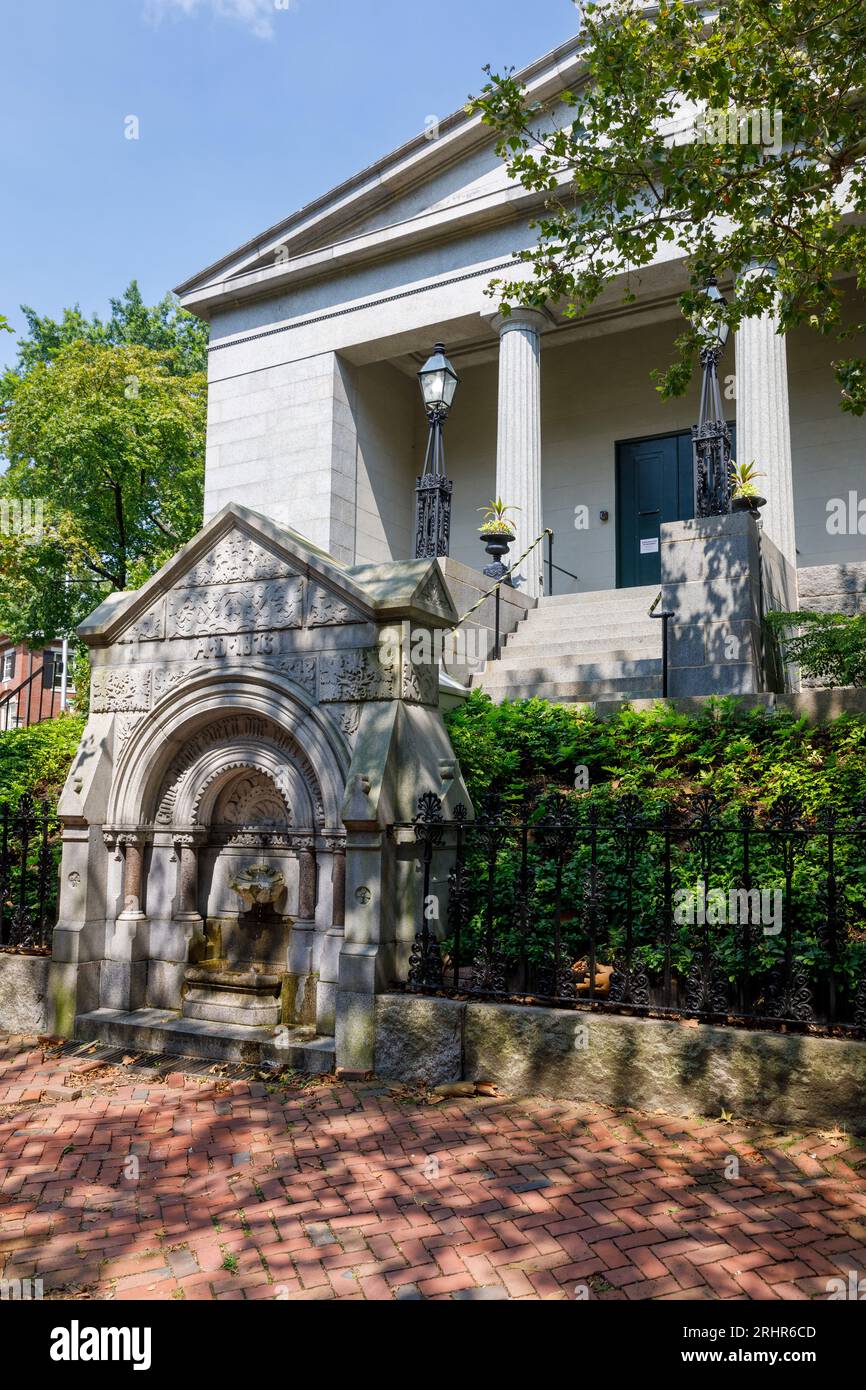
648;589;674;698
443;528;554;670
544;531;579;595
0;661;62;730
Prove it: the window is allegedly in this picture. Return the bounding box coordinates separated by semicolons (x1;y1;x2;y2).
1;650;15;683
50;651;74;694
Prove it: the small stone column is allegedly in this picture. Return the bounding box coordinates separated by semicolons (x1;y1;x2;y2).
287;836;318;988
735;276;797;572
331;842;346;928
102;829;150;1013
297;841;317;921
490;308;550;597
118;833;149;921
173;833;204;924
317;836;346;1038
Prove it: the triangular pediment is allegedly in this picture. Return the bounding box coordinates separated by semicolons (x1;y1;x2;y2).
78;504;456;648
174;33;585;306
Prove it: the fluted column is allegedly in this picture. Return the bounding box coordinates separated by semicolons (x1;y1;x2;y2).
491;309;549;597
735;290;796;569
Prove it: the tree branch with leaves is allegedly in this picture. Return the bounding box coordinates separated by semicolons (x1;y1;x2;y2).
470;0;866;411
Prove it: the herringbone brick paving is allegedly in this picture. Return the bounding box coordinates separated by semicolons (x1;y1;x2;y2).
2;1033;866;1301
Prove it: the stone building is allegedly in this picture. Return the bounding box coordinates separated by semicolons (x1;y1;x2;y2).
174;32;865;634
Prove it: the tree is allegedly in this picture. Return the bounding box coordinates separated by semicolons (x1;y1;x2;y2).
0;341;205;646
471;0;866;412
0;282;207;651
1;280;208;390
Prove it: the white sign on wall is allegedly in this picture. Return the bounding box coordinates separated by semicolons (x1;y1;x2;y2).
640;537;660;555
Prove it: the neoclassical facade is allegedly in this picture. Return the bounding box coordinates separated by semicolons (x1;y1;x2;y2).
176;32;865;610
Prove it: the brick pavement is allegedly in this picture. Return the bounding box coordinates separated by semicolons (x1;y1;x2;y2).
2;1033;866;1301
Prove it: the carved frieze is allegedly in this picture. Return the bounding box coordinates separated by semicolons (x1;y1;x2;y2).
118;599;165;645
153;665;198;704
167;578;304;639
92;667;151;713
402;658;439;706
319;647;399;703
179;531;297;587
278;656;318;696
307;584;365;629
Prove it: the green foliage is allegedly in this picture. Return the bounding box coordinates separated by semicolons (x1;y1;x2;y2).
1;280;208;388
0;281;208;649
444;692;866;995
471;0;866;413
0;716;86;806
767;609;866;688
446;689;866;813
0;340;205;645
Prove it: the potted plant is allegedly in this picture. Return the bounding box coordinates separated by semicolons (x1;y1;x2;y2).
478;498;520;581
729;459;767;513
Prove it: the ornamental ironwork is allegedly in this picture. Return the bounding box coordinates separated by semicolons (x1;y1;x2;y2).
394;791;866;1036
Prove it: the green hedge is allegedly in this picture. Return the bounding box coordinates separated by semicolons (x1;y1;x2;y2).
443;693;866;995
0;715;86;807
444;690;866;815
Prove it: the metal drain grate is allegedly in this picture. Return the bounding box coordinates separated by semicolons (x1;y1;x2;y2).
54;1038;271;1082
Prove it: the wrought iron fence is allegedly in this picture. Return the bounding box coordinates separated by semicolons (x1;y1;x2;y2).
0;795;60;951
396;790;866;1035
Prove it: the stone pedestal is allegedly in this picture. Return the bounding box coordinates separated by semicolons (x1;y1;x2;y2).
661;510;797;697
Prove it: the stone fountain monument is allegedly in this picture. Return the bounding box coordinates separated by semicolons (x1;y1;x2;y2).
47;503;471;1073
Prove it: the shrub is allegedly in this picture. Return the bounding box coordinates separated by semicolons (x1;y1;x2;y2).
766;608;866;687
0;715;86;807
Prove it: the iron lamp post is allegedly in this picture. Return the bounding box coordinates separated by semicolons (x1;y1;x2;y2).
414;343;459;559
692;275;733;517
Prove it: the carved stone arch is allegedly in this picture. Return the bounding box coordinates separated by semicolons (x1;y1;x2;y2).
154;738;320;831
106;671;348;832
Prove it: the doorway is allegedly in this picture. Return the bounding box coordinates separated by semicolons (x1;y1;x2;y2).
615;426;735;588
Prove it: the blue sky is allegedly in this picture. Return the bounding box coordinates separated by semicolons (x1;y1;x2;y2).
0;0;578;370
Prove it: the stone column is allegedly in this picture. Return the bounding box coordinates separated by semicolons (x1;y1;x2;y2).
288;837;317;988
297;842;317;921
118;834;148;921
103;829;150;1013
490;309;550;598
735;285;797;572
173;834;204;924
317;836;346;1038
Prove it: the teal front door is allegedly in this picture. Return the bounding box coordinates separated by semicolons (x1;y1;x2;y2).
615;428;734;588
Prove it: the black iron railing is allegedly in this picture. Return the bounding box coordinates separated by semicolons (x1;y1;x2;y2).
544;531;580;597
0;795;60;951
0;662;64;730
648;590;674;698
396;790;866;1035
